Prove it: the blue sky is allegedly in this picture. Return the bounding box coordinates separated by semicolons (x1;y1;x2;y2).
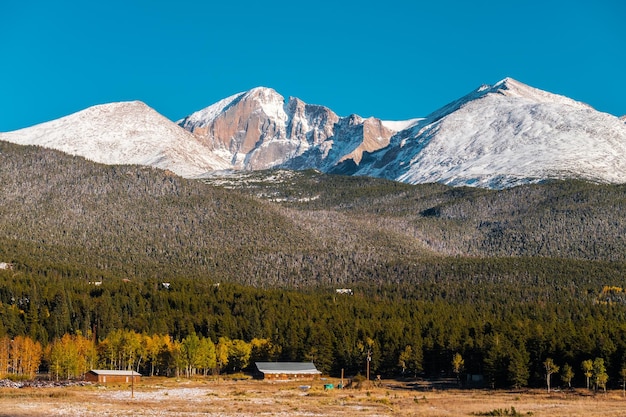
1;0;624;131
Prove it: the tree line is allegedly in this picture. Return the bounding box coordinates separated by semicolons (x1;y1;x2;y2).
5;328;626;393
1;269;626;389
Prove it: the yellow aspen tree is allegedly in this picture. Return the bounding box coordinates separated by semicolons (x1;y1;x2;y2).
76;333;97;378
228;339;251;373
60;334;80;379
250;338;279;363
165;339;183;377
11;336;42;378
121;330;144;372
452;353;465;386
0;336;11;378
160;334;174;376
47;340;64;381
145;333;172;376
197;337;217;376
216;337;231;376
21;337;42;378
144;334;159;376
10;336;23;375
544;358;559;393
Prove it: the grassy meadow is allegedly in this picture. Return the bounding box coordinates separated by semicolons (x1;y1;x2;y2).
1;377;625;416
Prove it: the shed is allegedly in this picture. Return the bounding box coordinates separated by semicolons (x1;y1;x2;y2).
255;362;321;381
84;370;142;384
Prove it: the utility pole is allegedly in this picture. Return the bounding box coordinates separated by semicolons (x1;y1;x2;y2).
366;349;371;383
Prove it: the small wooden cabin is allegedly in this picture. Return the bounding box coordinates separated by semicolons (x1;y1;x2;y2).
84;370;141;384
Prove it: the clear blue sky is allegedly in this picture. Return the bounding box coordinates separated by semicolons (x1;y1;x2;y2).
1;0;624;131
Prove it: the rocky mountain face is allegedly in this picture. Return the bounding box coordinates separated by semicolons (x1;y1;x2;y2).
2;78;626;188
177;87;397;171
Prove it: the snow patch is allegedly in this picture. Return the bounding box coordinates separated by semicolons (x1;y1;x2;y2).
381;118;422;132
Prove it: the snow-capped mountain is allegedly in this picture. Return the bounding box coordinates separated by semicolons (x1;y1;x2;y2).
0;101;230;177
352;78;626;188
2;78;626;189
177;87;399;171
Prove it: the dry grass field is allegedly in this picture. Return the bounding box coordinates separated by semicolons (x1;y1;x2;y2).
0;378;625;416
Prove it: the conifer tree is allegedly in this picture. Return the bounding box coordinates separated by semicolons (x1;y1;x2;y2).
582;359;593;389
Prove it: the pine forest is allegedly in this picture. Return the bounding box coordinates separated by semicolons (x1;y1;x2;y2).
1;140;626;389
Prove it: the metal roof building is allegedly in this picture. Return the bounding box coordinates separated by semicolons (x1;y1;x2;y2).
254;362;321;380
84;369;142;384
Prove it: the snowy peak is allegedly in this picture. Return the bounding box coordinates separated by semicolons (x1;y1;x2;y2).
179;87;287;128
0;100;230;177
355;78;626;188
488;77;592;109
243;86;286;116
417;77;597;137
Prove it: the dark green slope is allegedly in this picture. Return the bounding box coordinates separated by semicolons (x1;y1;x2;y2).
213;170;626;262
2;141;626;288
0;142;427;285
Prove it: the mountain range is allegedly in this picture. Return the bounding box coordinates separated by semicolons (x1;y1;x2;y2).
2;78;625;189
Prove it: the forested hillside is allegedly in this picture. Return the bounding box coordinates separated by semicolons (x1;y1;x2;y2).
1;140;626;389
3;141;626;285
0;141;428;286
207;170;626;262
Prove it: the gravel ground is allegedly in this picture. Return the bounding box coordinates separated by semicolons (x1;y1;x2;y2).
1;379;626;417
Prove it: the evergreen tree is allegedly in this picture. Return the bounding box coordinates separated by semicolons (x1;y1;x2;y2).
620;365;626;397
582;359;593;390
507;347;530;389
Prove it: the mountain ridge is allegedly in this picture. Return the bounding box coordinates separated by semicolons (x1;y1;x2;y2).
351;78;626;188
2;78;626;189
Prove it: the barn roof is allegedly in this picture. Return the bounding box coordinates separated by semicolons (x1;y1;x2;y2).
88;370;141;376
255;362;321;374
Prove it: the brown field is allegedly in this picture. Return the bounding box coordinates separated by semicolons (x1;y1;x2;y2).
0;377;625;416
